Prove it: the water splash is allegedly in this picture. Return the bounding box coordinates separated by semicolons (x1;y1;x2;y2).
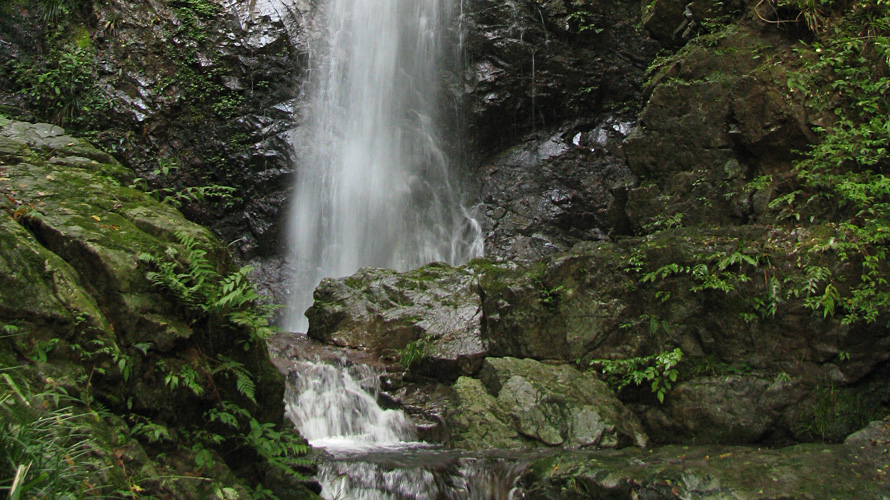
284;0;483;331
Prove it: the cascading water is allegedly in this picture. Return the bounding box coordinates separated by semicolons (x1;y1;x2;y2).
285;361;415;450
284;0;483;331
284;360;525;499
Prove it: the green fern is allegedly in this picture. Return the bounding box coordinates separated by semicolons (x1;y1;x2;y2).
213;355;256;404
140;231;279;342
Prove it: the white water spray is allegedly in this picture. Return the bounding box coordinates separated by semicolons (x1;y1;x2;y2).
284;0;483;331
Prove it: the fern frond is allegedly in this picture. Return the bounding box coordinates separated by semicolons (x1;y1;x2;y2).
214;355;256;404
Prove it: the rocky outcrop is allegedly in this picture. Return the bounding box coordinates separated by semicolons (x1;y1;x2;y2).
519;417;890;499
0;0;310;257
306;263;487;379
460;0;656;158
459;0;658;262
447;357;648;450
307;223;890;444
480;117;636;262
623;23;818;234
0;119;318;499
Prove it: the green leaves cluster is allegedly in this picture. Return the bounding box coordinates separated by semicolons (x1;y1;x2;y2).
591;348;684;403
398;335;434;369
138;231;278;346
778;1;890;325
0;374;98;499
641;250;759;294
9;40;109;130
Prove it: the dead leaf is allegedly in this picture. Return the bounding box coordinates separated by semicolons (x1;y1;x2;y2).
91;215;101;222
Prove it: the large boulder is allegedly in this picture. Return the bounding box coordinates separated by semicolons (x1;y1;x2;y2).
306;262;487;379
622;23;818;233
447;357;648;450
481;117;636;262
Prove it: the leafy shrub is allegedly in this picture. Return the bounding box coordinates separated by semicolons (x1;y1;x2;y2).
398;335;434;369
9;29;109;130
591;348;684;403
776;1;890;324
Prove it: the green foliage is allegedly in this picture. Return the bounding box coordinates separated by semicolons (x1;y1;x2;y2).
539;285;565;308
565;10;603;34
130;160;236;210
130;415;173;444
682;354;753;378
37;0;91;23
0;373;98;499
796;380;886;441
213;355;256;404
9;31;108;130
591;348;684;403
156;359;206;397
775;1;890;325
138;231;278;345
640;250;759;295
171;0;221;18
398;335;434;369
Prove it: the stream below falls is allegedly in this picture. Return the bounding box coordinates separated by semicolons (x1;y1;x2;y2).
283;358;530;499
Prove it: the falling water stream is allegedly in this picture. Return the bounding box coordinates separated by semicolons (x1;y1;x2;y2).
284;0;483;331
281;0;502;495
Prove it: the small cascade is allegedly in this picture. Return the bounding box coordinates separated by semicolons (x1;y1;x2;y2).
284;361;415;450
284;359;525;499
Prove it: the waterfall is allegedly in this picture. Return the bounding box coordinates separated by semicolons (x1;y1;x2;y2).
284;0;484;331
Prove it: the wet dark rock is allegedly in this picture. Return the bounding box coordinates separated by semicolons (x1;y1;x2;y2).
638;374;806;444
481;117;636;262
460;0;658;159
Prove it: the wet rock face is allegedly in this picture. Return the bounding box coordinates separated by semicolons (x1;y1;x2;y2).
0;0;312;258
459;0;657;260
481;117;636;262
96;0;312;257
460;0;657;159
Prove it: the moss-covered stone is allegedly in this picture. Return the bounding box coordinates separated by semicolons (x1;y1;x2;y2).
0;119;319;499
520;431;890;498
